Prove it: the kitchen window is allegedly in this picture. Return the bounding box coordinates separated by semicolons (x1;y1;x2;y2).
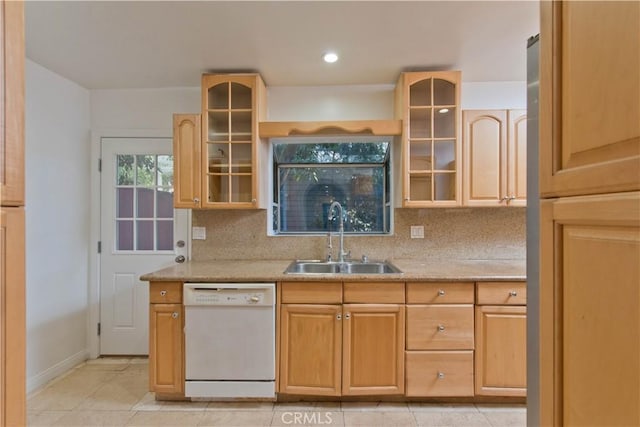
271;137;392;235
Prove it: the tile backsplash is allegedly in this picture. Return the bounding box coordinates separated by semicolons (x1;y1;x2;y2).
191;208;525;261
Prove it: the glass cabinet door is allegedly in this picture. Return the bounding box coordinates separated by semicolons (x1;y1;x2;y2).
405;73;459;205
203;79;254;205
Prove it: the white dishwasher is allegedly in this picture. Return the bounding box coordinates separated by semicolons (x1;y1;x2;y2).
183;283;275;398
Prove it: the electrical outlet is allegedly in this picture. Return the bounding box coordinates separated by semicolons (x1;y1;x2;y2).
410;225;425;239
192;226;206;240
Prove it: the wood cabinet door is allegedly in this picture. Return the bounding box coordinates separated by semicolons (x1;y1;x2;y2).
507;110;527;206
540;193;640;426
342;304;405;395
540;1;640;198
149;303;184;396
462;110;508;206
475;305;526;397
0;0;25;207
279;304;342;396
173;114;201;208
0;207;25;426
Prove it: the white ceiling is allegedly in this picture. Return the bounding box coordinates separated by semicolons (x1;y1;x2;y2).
25;1;539;90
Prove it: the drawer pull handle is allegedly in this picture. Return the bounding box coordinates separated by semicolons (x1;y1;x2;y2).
160;290;167;297
336;314;342;320
437;372;445;379
438;289;445;296
509;291;518;297
437;325;445;332
171;312;179;319
345;313;351;320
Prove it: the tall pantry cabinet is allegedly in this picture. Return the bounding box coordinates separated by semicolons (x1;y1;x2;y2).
539;1;640;426
0;0;26;426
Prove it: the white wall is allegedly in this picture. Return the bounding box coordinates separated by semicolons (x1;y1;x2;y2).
25;60;91;392
90;80;526;127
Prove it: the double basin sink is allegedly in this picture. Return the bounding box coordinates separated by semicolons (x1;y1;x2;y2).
284;259;402;275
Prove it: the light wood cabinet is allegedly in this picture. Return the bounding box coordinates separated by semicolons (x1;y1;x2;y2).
1;0;25;207
200;74;267;208
540;193;639;425
395;71;462;207
172;74;267;209
539;1;639;198
462;110;526;206
405;282;475;397
279;282;405;396
342;304;405;395
539;2;639;424
1;1;26;425
475;304;526;397
279;304;342;396
0;207;25;425
149;283;184;397
173;114;202;208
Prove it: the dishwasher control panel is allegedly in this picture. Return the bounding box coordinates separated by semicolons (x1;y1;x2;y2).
183;283;275;306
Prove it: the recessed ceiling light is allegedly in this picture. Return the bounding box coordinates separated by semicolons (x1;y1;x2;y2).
323;52;339;63
438;108;449;114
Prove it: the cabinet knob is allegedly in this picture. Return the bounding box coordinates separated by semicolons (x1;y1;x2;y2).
437;372;445;379
252;199;257;203
194;198;200;204
345;313;351;320
160;290;167;297
438;289;445;296
171;312;179;319
509;291;518;297
336;314;342;320
437;325;445;332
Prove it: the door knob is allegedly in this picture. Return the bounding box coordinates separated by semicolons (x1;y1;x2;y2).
175;255;186;263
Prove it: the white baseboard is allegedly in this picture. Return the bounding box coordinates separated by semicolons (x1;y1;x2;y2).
27;349;89;395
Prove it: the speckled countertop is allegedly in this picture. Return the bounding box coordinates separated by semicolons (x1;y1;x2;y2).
139;258;526;283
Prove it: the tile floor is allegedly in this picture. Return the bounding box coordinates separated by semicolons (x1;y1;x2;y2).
27;358;526;427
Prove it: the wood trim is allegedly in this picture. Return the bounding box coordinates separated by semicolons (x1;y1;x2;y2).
1;0;25;207
259;120;402;138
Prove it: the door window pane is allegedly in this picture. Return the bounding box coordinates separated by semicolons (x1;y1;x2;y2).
116;188;134;218
157;188;173;218
156;220;174;251
116;220;134;250
136;155;155;186
117;155;134;185
157;155;174;187
136;220;154;250
136;188;154;218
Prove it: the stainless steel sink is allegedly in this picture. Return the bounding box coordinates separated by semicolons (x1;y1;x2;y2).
284;260;402;275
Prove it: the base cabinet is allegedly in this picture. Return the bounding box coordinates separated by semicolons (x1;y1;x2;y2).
278;282;405;397
279;304;342;396
149;282;184;397
475;300;527;396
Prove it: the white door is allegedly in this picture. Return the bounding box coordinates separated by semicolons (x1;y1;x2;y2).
100;137;189;355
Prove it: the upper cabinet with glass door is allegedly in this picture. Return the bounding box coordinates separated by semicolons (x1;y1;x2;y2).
395;71;461;207
201;74;267;208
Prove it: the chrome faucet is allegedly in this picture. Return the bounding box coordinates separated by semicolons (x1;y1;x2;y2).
328;201;348;263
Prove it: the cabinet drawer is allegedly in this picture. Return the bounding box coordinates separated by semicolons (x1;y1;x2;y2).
406;282;474;304
343;282;404;303
476;282;526;305
280;282;342;304
405;351;474;397
406;305;474;350
149;282;183;304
